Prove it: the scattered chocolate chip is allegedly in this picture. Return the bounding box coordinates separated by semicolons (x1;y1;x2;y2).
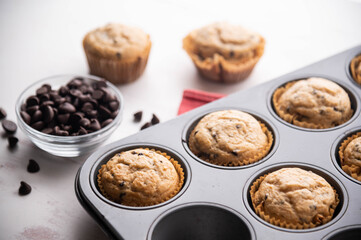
236;125;241;129
265;194;268;200
8;136;18;148
19;181;32;196
231;150;238;156
116;52;122;59
20;111;31;125
131;151;137;154
151;114;160;125
230;51;234;57
194;130;198;135
27;159;40;173
0;107;7;119
2;120;17;134
119;182;125;187
140;122;151;130
133;111;142;122
138;153;144;156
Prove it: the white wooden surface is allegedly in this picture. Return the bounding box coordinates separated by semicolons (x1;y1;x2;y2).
0;0;360;239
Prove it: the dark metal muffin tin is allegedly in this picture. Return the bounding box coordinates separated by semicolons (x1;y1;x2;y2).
75;45;361;240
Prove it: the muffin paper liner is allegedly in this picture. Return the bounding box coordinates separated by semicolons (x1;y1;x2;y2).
183;36;265;84
84;42;151;85
338;131;361;182
250;173;340;229
350;54;361;85
97;148;184;207
190;121;273;167
272;81;353;129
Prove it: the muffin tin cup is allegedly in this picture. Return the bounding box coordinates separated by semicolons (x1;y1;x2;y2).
76;45;361;240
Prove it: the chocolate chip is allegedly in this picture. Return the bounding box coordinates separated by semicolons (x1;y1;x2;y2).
133;111;142;122
98;105;111;120
42;84;51;91
57;113;70;124
20;111;31;125
119;192;126;202
236;125;241;129
89;119;101;131
151;114;160;125
265;194;268;200
59;102;76;113
119;182;125;187
41;105;54;123
31;121;45;131
95;79;107;89
86;110;98;118
92;90;104;100
36;87;49;96
116;52;122;59
81;102;94;112
230;51;234;57
79;118;90;128
40;100;55;107
2;120;17;134
19;181;31;196
26;105;39;115
78;127;87;135
41;128;54;134
140;122;151;130
108;101;119;111
26;96;39;107
231;150;238;156
138;153;144;156
0;107;7;119
101;119;113;128
69;89;82;98
8;136;18;148
27;159;40;173
69;112;83;128
39;94;50;103
67;79;83;89
58;86;69;96
194;130;198;135
110;110;118;119
101;88;115;102
31;110;43;123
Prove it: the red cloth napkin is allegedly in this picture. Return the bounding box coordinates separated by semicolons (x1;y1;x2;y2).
177;89;226;115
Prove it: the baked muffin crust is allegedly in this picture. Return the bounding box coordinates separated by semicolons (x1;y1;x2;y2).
344;136;361;167
253;168;337;226
274;77;353;128
189;110;271;165
83;23;151;60
98;148;180;206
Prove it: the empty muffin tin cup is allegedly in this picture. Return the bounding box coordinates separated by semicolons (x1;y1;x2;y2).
148;202;255;240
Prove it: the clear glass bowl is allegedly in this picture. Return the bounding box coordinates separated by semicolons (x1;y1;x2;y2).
15;74;123;157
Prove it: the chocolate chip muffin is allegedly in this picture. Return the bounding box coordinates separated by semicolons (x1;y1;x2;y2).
188;110;273;166
273;77;353;129
350;54;361;85
183;22;265;83
83;23;151;84
250;168;339;229
97;148;184;206
339;132;361;181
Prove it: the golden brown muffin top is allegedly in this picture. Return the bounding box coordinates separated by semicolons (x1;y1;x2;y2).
276;77;352;128
254;168;336;225
189;110;269;165
83;23;151;61
344;136;361;168
98;148;180;206
350;54;361;84
185;22;262;60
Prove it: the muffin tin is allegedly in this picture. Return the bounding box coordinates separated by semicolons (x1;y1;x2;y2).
75;45;361;240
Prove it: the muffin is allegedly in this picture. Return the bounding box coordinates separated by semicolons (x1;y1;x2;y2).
250;168;339;229
339;132;361;181
350;54;361;85
83;23;151;84
188;110;273;166
273;77;353;129
183;22;265;83
97;148;184;206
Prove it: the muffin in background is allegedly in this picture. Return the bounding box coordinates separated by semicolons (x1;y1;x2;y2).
183;22;265;83
339;131;361;182
97;148;184;207
250;168;339;229
188;110;273;166
273;77;353;129
83;23;151;84
350;54;361;85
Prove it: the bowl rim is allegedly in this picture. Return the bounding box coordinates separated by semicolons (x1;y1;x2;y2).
15;74;124;142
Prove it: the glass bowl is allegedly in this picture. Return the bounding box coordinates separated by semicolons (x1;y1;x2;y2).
15;74;123;157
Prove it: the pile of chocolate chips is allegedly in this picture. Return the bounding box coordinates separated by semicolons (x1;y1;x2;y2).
20;78;119;136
